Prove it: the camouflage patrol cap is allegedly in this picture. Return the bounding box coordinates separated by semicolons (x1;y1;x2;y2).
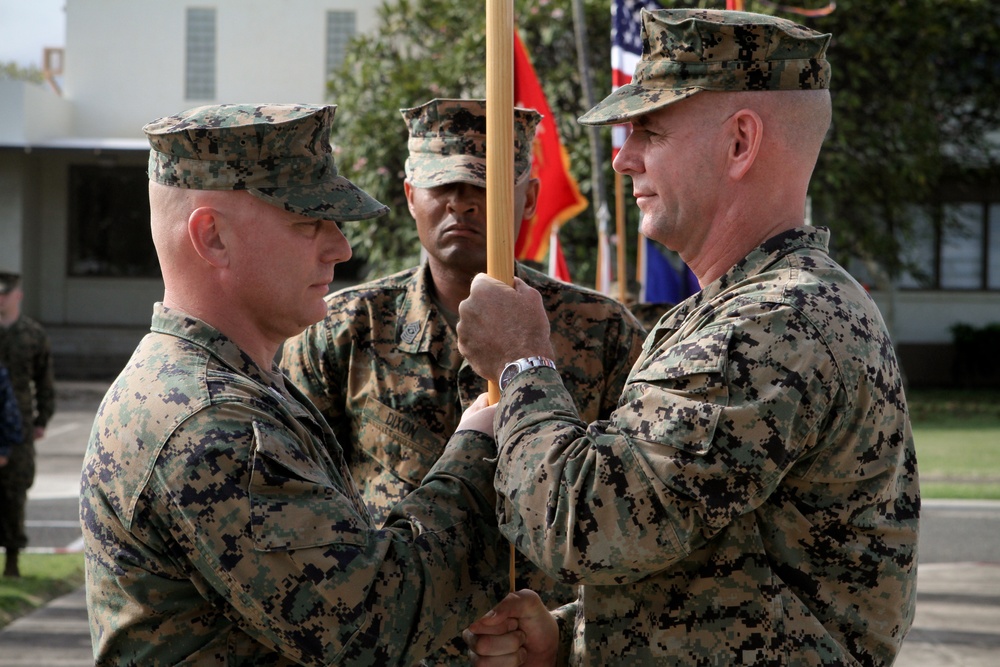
580;9;831;126
143;103;388;222
402;98;542;188
0;271;20;295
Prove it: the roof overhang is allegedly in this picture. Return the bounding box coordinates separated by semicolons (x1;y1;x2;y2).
0;137;149;152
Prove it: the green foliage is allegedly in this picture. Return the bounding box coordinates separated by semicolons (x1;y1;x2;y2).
907;387;1000;422
950;322;1000;387
0;61;44;84
807;0;1000;282
329;0;1000;287
330;0;618;281
951;322;1000;347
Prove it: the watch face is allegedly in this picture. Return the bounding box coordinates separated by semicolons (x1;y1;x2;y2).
500;363;520;390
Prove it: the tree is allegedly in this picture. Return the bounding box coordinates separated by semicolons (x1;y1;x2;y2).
329;0;617;281
330;0;1000;290
807;0;1000;286
0;62;44;84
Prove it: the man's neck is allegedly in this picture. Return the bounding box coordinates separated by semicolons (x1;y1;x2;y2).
426;260;476;317
162;293;279;375
683;210;805;287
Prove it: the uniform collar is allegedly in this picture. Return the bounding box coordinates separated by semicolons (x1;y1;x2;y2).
150;302;286;394
702;226;830;300
390;262;467;370
646;226;831;347
395;262;530;369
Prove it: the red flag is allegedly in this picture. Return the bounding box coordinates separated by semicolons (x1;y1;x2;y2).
548;227;572;282
754;0;836;17
513;30;587;275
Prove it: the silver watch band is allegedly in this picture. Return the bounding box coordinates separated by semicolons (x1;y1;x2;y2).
499;356;557;392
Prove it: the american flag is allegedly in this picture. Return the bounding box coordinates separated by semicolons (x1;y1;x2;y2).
610;1;698;304
611;0;662;155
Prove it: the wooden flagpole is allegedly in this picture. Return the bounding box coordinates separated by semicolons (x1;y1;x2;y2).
485;0;517;592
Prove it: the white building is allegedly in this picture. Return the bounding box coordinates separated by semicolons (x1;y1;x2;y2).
1;0;997;385
1;0;380;377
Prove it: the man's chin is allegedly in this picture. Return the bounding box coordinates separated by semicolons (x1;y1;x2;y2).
295;302;330;331
434;246;487;268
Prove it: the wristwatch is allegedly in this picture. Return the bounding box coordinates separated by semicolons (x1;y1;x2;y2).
498;356;557;392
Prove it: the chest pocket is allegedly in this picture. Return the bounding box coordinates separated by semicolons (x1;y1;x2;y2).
616;326;732;458
249;420;369;551
357;396;446;487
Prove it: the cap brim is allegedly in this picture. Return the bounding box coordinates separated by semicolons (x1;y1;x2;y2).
578;83;703;126
251;175;388;222
405;156;532;189
407;155;486;189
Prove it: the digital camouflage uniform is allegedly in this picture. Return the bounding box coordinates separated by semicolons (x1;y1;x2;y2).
0;310;55;551
281;98;647;665
494;227;919;666
81;305;509;666
80;104;508;666
281;261;644;525
484;9;918;665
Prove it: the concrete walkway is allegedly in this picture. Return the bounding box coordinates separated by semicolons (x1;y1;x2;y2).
0;586;92;667
897;561;1000;666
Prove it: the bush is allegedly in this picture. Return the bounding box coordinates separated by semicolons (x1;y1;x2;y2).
951;322;1000;388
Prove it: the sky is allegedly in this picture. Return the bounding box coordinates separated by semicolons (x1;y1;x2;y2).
0;0;66;68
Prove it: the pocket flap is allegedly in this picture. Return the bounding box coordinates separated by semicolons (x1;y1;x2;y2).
250;420;369;551
618;326;732;457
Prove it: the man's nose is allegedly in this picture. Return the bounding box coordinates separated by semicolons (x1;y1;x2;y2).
323;222;353;263
613;132;642;175
447;184;483;213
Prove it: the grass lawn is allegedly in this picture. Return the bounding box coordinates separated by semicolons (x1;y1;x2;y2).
0;553;85;628
908;389;1000;500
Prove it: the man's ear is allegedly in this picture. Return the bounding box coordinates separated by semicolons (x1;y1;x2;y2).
727;108;763;181
188;207;229;268
522;177;540;221
403;180;416;216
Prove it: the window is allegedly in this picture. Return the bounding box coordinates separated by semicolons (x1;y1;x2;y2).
326;11;356;75
67;165;158;278
899;201;998;291
939;204;983;289
898;207;936;289
186;7;216;100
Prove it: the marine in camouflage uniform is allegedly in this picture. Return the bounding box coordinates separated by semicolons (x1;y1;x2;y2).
80;104;509;666
0;271;56;577
459;10;920;666
281;98;646;665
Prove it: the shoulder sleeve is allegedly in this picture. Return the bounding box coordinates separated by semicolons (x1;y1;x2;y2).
599;303;646;417
493;300;840;585
280;301;355;445
141;401;507;665
551;600;579;666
